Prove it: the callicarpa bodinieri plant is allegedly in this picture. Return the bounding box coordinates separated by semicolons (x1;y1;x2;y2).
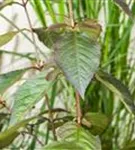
0;0;135;149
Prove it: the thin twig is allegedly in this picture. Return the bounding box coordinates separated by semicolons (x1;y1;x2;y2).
22;0;39;62
75;91;82;126
0;13;46;58
68;0;75;27
45;12;69;19
0;49;35;61
22;131;44;146
0;1;23;9
45;94;57;141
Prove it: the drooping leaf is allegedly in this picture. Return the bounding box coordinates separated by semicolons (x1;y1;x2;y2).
114;0;132;17
78;19;102;39
0;116;37;149
0;31;19;47
45;141;83;150
33;23;67;48
82;112;109;135
10;70;54;125
0;68;29;94
54;32;101;98
95;71;135;114
44;122;101;150
33;28;58;48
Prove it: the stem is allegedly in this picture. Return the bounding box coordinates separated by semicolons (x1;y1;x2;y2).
68;0;75;27
22;0;39;61
75;91;82;126
22;131;44;146
45;94;57;141
0;13;47;58
0;49;35;61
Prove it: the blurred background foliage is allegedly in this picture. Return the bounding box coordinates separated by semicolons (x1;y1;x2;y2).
0;0;135;149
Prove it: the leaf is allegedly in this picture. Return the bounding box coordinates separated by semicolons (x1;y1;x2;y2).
44;141;82;150
33;24;67;48
33;28;58;48
48;0;66;3
114;0;132;17
10;70;54;125
95;71;135;114
0;31;19;47
44;122;101;150
31;0;47;26
54;32;101;98
82;112;109;135
78;19;102;39
0;68;28;94
0;116;37;149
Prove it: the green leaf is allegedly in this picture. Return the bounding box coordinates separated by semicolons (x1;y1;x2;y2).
47;0;66;3
44;122;101;150
10;70;54;124
54;32;101;98
0;68;28;94
44;141;82;150
33;24;67;48
30;0;47;26
0;31;19;47
0;116;37;149
33;28;57;48
82;112;109;135
78;19;102;39
95;71;135;114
